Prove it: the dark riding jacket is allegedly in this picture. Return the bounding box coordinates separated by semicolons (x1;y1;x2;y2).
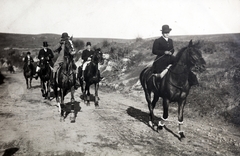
82;49;94;62
38;48;54;66
152;36;175;73
23;56;34;63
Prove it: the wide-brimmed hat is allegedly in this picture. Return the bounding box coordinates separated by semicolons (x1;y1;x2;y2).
61;32;70;39
86;42;91;46
161;25;172;33
27;51;31;55
43;41;49;47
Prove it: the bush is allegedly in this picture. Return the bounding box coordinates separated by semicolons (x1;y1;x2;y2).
73;39;85;51
135;37;143;42
102;40;110;48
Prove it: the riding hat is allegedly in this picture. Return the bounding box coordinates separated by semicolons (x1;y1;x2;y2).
61;32;70;39
161;25;172;33
86;42;91;46
27;51;31;55
43;41;49;47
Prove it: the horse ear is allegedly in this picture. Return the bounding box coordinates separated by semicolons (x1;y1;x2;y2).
70;36;73;40
188;40;193;47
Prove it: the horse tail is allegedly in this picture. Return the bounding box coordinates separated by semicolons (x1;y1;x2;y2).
140;67;152;91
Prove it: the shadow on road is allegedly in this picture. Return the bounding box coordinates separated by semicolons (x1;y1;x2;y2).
3;147;19;156
79;94;100;102
126;106;181;141
62;101;81;118
126;106;160;126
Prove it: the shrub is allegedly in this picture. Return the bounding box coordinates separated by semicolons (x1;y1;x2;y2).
73;39;85;51
102;40;110;48
135;36;143;42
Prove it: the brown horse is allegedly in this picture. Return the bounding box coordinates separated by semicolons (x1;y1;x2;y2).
53;38;77;122
140;40;206;139
77;48;104;107
23;59;33;89
39;56;52;100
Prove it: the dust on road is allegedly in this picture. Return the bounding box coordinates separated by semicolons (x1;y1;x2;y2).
0;72;239;156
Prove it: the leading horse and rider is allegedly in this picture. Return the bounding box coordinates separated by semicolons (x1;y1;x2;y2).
140;25;206;139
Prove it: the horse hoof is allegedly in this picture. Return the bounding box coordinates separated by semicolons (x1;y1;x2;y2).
179;132;185;139
149;121;153;128
157;125;163;131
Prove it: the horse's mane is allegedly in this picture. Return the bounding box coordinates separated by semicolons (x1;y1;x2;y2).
174;46;188;62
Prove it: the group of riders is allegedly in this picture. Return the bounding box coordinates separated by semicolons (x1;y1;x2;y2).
23;32;102;89
23;25;199;90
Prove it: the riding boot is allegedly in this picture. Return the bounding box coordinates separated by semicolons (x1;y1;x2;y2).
188;71;199;86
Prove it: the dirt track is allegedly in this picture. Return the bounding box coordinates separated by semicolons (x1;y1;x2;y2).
0;72;239;156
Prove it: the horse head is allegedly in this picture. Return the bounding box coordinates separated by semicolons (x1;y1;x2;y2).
187;40;206;72
92;48;104;65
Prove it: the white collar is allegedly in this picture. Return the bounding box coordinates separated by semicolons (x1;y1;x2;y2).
162;35;168;41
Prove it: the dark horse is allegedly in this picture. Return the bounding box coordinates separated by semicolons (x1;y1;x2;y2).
39;56;52;100
140;40;206;139
23;59;33;89
54;38;77;122
8;64;15;73
77;49;104;107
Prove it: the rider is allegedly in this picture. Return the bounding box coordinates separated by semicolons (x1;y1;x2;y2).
81;42;94;80
152;25;198;86
23;52;36;78
51;32;80;89
34;41;54;79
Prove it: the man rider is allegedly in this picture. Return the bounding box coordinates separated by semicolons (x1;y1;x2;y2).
152;25;198;86
51;32;80;89
23;52;37;78
81;42;94;80
34;41;54;79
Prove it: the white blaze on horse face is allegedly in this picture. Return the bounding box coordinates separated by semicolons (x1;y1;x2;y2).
68;39;76;55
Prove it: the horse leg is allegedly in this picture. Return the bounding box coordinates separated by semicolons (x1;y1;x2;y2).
60;89;65;122
29;78;32;89
70;86;75;123
26;78;29;89
159;98;169;128
41;80;45;97
85;83;90;106
94;83;99;108
145;89;154;127
47;80;50;100
178;99;186;139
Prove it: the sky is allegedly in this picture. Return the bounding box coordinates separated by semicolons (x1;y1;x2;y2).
0;0;240;39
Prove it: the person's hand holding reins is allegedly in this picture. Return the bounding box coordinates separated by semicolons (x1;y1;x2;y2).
165;51;172;55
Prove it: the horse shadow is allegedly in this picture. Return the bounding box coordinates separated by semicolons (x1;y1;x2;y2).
61;101;81;119
79;94;100;102
126;106;181;141
2;147;19;156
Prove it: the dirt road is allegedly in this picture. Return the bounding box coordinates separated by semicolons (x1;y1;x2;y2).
0;72;239;156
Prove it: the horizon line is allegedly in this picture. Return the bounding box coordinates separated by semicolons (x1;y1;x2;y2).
0;32;239;40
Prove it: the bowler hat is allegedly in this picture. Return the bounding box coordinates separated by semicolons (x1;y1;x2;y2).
61;32;69;39
27;51;31;55
86;42;91;46
43;41;49;47
161;25;172;33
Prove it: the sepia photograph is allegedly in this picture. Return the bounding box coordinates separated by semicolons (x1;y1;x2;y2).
0;0;240;155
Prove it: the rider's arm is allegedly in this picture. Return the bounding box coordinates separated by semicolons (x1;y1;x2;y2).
52;42;62;53
48;49;54;58
152;39;165;56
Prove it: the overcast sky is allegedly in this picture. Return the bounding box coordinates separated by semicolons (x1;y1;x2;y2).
0;0;240;39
